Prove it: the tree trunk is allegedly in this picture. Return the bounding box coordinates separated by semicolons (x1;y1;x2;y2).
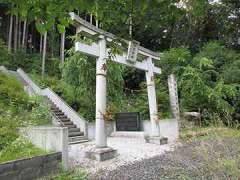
60;31;65;63
22;20;27;48
51;25;55;57
96;19;99;28
95;1;99;28
41;31;47;77
24;23;28;53
8;15;13;52
40;34;43;54
18;20;21;49
90;13;93;24
13;15;18;53
129;13;132;39
33;26;37;53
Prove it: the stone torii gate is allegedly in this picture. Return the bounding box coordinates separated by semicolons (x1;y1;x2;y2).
70;13;165;160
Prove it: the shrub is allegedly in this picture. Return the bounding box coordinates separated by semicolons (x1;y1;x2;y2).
28;96;51;125
52;168;87;180
160;41;240;126
0;137;47;163
0;38;12;67
196;41;239;72
0;112;19;151
0;72;28;109
158;47;192;78
222;60;240;84
0;72;51;152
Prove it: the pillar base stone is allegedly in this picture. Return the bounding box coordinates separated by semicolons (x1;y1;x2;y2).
144;135;168;145
85;147;117;161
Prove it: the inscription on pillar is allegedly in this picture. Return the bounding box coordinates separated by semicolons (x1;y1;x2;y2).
101;63;107;71
168;74;180;120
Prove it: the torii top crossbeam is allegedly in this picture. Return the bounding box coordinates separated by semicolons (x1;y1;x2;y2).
69;12;161;74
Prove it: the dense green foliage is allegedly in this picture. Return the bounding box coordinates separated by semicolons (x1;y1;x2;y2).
1;0;240;126
0;2;239;178
0;39;11;66
160;42;240;127
0;71;50;160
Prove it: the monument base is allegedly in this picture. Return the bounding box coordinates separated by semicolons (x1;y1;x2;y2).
144;135;168;145
85;147;117;161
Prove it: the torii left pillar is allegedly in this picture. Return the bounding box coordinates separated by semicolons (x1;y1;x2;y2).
95;37;107;148
86;36;117;161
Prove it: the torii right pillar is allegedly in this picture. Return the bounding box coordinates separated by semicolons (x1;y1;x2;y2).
145;57;168;145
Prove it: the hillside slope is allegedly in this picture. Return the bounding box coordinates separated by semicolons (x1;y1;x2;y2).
0;71;50;162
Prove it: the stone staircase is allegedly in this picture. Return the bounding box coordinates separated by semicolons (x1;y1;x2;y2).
49;100;88;144
1;66;89;145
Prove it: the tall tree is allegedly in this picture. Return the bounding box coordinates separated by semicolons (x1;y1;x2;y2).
13;14;18;53
41;31;47;77
60;31;65;63
21;19;27;48
7;14;13;51
18;19;21;48
39;34;42;54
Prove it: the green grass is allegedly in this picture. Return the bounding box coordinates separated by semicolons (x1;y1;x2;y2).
43;168;87;180
0;72;51;163
0;137;47;163
180;126;240;141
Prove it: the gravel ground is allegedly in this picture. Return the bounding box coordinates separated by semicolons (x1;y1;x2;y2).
69;137;240;180
68;137;178;177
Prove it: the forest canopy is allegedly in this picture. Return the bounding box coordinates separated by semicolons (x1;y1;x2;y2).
0;0;239;126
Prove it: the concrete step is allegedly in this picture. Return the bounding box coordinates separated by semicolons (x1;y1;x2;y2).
111;131;146;139
69;131;84;137
69;135;87;142
63;121;73;125
51;108;60;112
52;109;61;112
69;139;89;145
65;124;77;128
57;115;68;119
60;118;71;122
69;128;80;132
54;112;65;116
51;106;59;110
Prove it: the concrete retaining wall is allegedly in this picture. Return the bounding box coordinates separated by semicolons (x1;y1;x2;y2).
0;152;61;180
88;119;179;142
88;121;116;140
20;126;69;170
142;119;179;142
